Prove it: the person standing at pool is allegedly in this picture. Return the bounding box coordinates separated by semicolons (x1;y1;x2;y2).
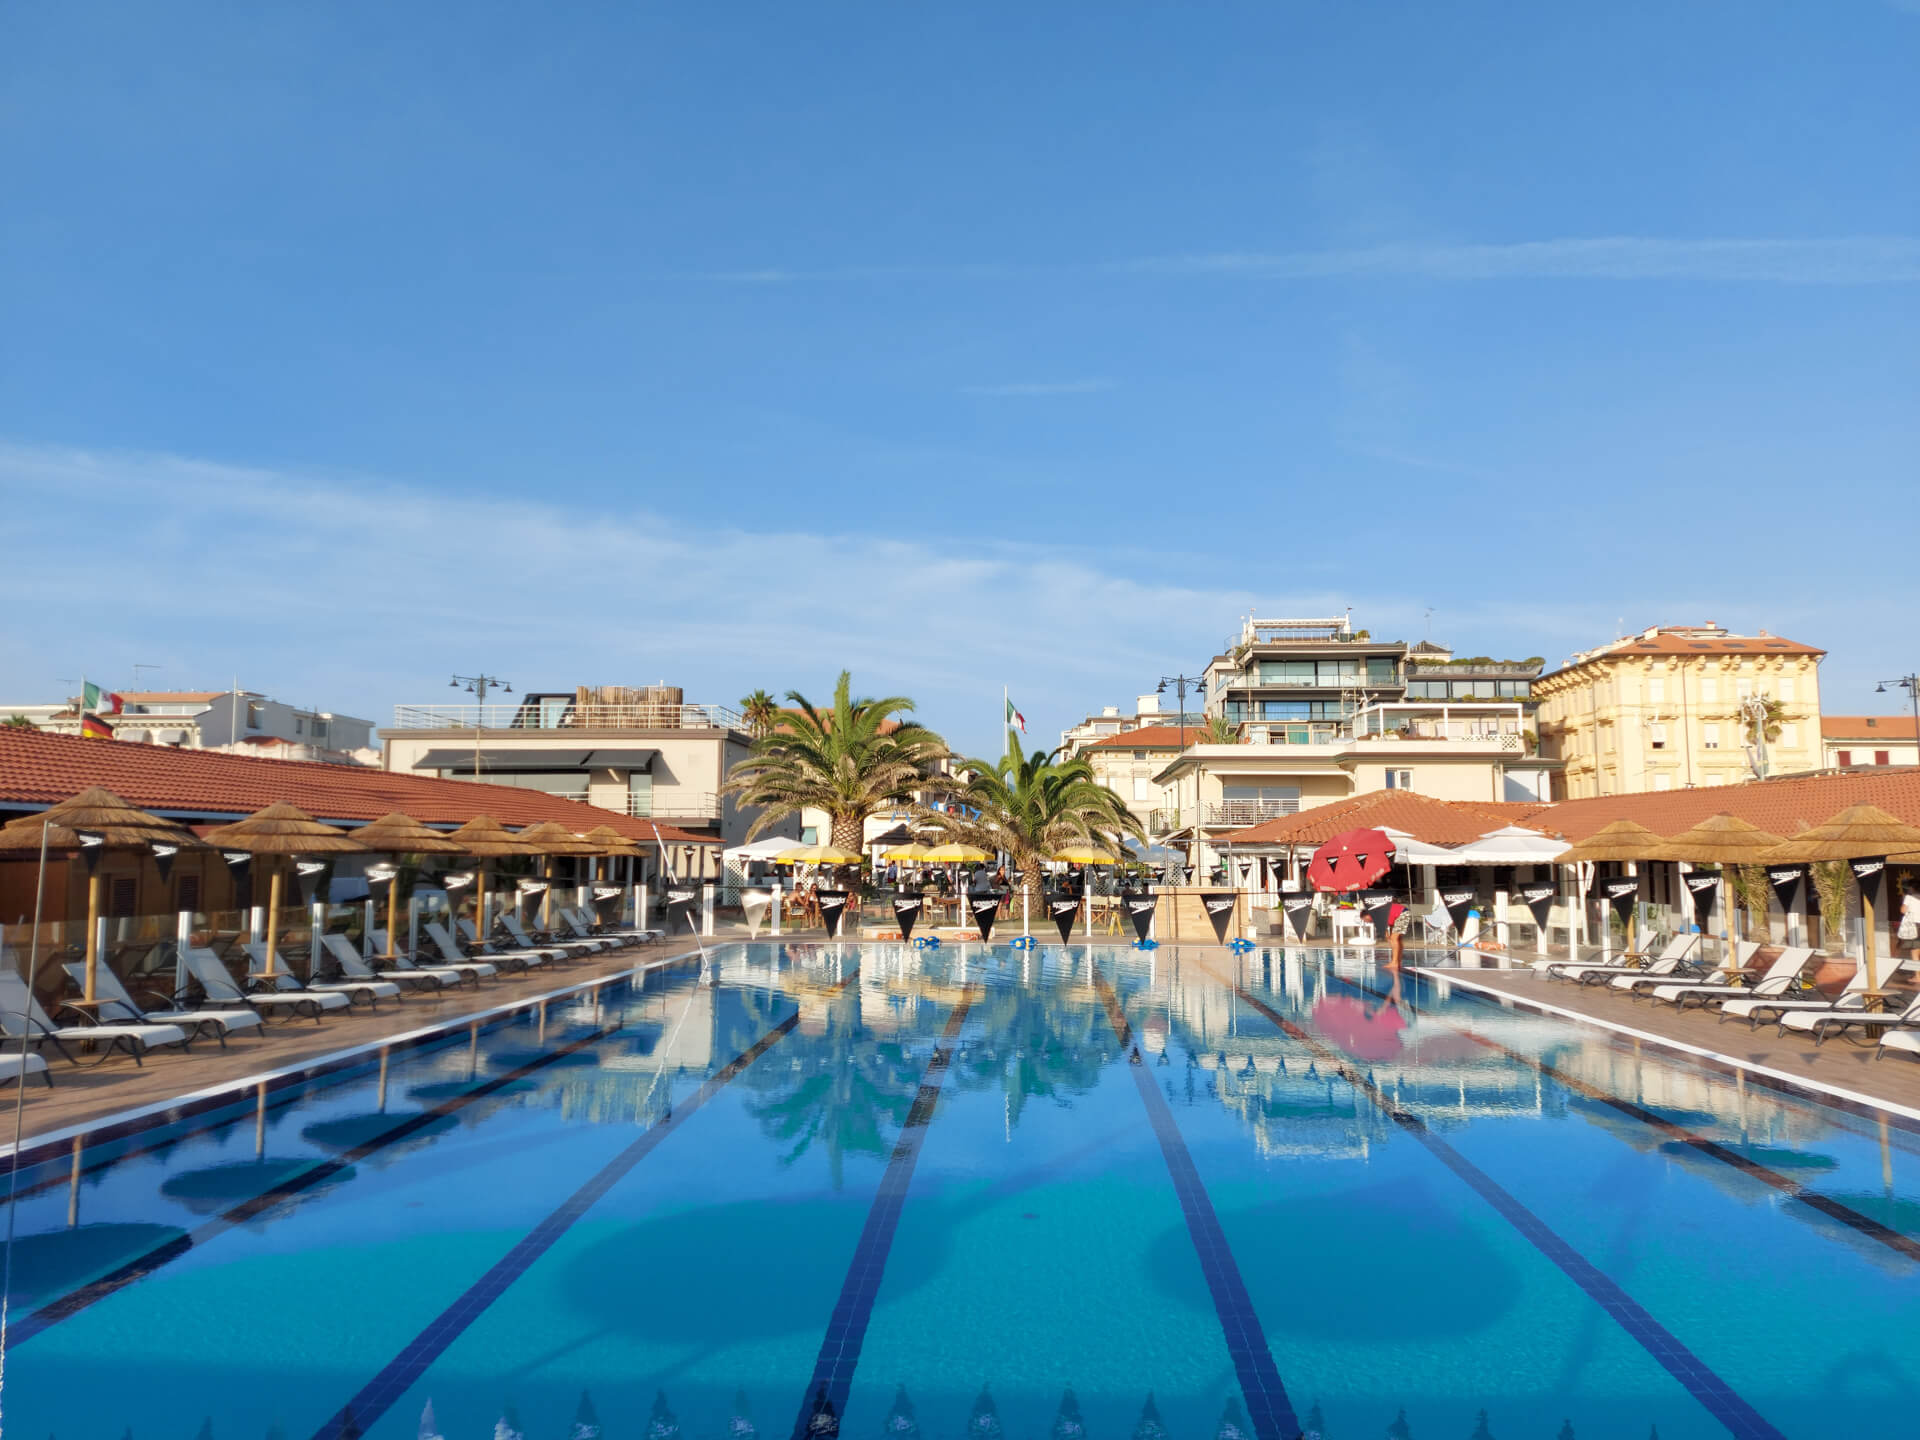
1900;880;1920;963
1387;899;1410;968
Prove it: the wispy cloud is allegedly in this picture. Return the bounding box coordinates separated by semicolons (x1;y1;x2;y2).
714;236;1920;287
959;379;1117;397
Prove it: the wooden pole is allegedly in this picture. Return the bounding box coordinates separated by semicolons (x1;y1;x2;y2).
542;857;554;933
264;862;283;977
475;866;489;950
1864;889;1882;1010
83;868;102;1001
385;872;402;959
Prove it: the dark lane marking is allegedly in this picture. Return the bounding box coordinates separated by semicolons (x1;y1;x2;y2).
1208;962;1786;1440
1330;970;1920;1265
11;1003;647;1346
789;985;978;1440
1090;966;1301;1440
310;968;859;1440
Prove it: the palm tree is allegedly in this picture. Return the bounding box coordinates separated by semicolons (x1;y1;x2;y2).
738;689;779;737
2;714;36;730
921;728;1144;903
724;671;948;849
1203;713;1239;744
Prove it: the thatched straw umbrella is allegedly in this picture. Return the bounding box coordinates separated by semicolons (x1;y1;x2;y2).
1658;814;1785;977
1554;819;1670;957
514;821;598;932
199;804;366;978
581;825;643;923
1762;804;1920;1005
350;813;468;960
443;816;539;956
0;788;205;1000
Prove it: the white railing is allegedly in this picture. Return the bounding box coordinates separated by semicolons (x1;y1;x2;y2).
391;703;744;732
532;790;721;820
1206;799;1301;826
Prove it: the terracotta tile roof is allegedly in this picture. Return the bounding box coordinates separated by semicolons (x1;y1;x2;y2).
1516;767;1920;842
1084;725;1195;750
0;729;716;844
1233;789;1521;847
1541;629;1823;685
1822;716;1919;741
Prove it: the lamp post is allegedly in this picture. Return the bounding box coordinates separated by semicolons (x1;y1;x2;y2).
1159;672;1204;879
1876;675;1920;764
451;673;513;779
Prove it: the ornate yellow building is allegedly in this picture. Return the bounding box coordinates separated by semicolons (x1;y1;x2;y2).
1534;624;1824;797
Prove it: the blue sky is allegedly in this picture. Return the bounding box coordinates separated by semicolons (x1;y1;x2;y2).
3;3;1916;755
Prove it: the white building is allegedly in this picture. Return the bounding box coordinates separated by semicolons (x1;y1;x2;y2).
2;689;376;762
1821;715;1919;770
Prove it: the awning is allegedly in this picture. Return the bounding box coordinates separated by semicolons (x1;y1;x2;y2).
867;823;913;847
414;747;656;773
1446;826;1568;865
725;835;807;864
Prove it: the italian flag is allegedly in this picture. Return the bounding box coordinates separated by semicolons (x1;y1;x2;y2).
1006;697;1026;734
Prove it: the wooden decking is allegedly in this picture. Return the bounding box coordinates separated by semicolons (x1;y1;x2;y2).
1418;960;1920;1121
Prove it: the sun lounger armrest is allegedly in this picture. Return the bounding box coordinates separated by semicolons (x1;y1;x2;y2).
50;1003;115;1027
0;1009;55;1037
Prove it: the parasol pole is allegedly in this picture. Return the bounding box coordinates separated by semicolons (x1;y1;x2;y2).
474;864;489;950
1863;881;1882;1009
263;861;283;977
82;865;103;1002
385;870;402;959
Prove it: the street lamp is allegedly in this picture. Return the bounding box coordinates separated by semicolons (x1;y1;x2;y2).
1159;672;1205;877
1876;674;1920;763
451;674;513;777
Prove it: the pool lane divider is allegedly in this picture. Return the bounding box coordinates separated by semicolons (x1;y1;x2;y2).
1089;966;1303;1440
309;966;862;1440
789;985;979;1440
1205;961;1788;1440
12;1000;648;1347
1324;969;1920;1267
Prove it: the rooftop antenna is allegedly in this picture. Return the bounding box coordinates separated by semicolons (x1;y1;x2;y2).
131;663;162;689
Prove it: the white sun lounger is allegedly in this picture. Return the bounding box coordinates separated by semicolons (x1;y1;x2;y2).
426;922;538;976
320;934;462;992
1647;945;1808;1008
1549;936;1699;986
245;942;401;1009
0;1051;51;1087
1876;1029;1920;1062
371;929;496;983
457;916;570;965
1612;942;1758;995
182;947;348;1024
61;960;263;1046
563;908;656;946
0;968;188;1066
1782;990;1920;1044
1719;958;1871;1028
500;914;596;959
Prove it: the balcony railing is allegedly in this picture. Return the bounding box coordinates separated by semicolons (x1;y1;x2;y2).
392;703;743;732
1206;799;1301;826
543;790;722;820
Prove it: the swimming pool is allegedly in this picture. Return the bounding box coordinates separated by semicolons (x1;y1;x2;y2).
4;941;1916;1440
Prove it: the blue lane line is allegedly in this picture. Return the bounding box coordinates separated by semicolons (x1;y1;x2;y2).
1091;967;1302;1440
309;971;857;1440
788;986;978;1440
1226;972;1787;1440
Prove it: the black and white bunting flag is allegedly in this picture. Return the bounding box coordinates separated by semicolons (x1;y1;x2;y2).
1602;877;1641;924
1439;887;1477;933
1683;872;1720;924
1050;896;1079;945
1200;892;1237;944
1765;865;1807;914
1281;893;1316;939
665;885;700;933
1360;890;1397;935
73;829;106;873
1123;891;1158;943
1518;882;1557;932
150;840;179;885
970;892;1002;942
295;859;332;906
817;889;850;938
441;870;476;891
367;862;399;883
1849;857;1888;910
892;893;923;942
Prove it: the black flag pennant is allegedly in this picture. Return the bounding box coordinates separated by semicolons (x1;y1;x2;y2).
295;858;332;906
223;849;253;907
1360;890;1397;935
665;885;699;933
817;889;850;938
1518;882;1557;932
73;829;107;873
517;879;549;897
150;840;179;885
1050;896;1079;945
1200;892;1237;944
1683;872;1720;925
1765;864;1807;913
441;870;476;891
1849;857;1888;911
1281;893;1315;940
893;893;923;942
1602;877;1641;923
1439;887;1477;933
593;885;622;901
1123;891;1158;943
367;862;399;883
970;892;1002;943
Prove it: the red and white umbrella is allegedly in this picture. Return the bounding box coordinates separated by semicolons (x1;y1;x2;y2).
1305;827;1396;893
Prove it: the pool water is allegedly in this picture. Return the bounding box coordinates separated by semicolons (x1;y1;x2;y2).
5;942;1918;1440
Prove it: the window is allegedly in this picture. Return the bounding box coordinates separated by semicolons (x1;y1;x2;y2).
1495;680;1531;698
246;702;264;730
1648;678;1665;704
1649;723;1667;750
1385;769;1413;790
627;771;653;816
1318;659;1362;685
1779;678;1795;702
1260;701;1310;720
1405;680;1448;700
1700;678;1718;704
177;873;201;914
1366;657;1398;685
1257;661;1315;684
1838;750;1853;767
1737;679;1753;701
1876;751;1891;767
294;717;304;735
311;718;329;743
800;826;820;845
1779;723;1798;747
1703;724;1720;750
1133;777;1151;801
109;877;137;917
1133;749;1147;760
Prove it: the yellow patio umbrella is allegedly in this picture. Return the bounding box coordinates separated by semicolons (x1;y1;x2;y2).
199;804;367;978
775;844;866;865
352;813;469;960
0;788;205;1000
882;842;934;861
1762;804;1920;1006
1052;847;1121;864
921;844;992;863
